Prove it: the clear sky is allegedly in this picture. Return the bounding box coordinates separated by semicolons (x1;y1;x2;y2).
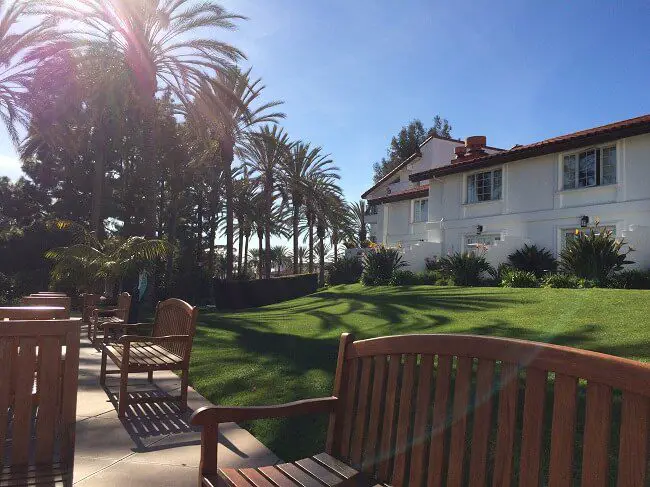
2;0;650;206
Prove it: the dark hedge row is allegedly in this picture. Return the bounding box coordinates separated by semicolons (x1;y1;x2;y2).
213;273;319;309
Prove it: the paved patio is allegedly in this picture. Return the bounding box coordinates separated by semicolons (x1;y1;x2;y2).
73;338;280;485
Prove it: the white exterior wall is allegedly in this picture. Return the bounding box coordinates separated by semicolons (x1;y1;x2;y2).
425;133;650;269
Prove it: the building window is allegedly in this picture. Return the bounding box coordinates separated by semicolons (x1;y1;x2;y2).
466;234;501;248
562;226;616;249
562;146;616;190
467;169;502;204
413;198;428;223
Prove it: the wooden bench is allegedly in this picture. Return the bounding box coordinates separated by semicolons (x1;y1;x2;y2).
100;298;199;418
191;333;650;487
0;306;68;320
90;292;131;346
21;296;71;319
0;319;81;486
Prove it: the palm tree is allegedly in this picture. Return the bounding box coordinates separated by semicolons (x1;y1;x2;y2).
44;0;247;237
350;200;368;244
45;220;171;294
329;198;355;264
242;125;290;278
271;245;289;274
288;246;308;274
280;141;337;274
186;67;284;279
0;1;63;145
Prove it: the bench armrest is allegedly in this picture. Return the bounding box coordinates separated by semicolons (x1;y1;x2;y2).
191;397;338;478
118;334;190;345
191;396;338;425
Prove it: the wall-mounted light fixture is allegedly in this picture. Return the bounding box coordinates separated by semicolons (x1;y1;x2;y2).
476;225;483;235
580;215;589;228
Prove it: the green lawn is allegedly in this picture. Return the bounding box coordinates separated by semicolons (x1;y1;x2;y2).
189;284;650;461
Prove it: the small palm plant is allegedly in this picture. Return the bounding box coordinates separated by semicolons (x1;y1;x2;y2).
438;251;494;286
508;244;557;278
45;220;171;294
560;224;633;285
361;247;407;286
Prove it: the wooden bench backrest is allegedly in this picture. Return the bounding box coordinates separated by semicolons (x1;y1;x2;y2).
81;293;99;323
115;292;131;322
21;296;71;317
326;333;650;487
0;319;80;471
152;298;198;360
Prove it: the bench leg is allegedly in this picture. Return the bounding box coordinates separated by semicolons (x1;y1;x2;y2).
180;368;189;412
118;366;129;418
100;347;107;386
147;371;153;383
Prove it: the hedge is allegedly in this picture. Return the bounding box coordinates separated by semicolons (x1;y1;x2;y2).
213;273;319;309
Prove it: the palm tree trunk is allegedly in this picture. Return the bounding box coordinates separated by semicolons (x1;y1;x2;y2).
243;232;250;275
333;234;339;264
318;221;326;287
237;223;244;275
292;202;300;274
158;179;165;237
207;170;219;276
91;149;105;239
360;209;367;243
221;136;235;280
257;230;263;279
308;214;314;273
264;173;273;279
196;194;204;265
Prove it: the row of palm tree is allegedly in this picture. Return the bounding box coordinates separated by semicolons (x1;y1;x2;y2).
0;0;372;290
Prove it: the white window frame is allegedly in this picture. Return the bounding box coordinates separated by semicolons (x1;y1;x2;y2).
413;198;428;223
465;233;502;250
465;167;503;204
561;144;617;191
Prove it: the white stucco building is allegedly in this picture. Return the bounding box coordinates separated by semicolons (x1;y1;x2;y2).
362;115;650;271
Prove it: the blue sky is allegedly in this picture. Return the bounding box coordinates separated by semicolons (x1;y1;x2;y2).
2;0;650;206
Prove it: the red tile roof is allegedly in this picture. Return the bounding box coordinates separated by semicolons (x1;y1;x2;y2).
410;114;650;181
367;185;429;204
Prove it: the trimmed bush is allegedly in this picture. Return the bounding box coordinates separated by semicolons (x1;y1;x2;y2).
508;244;557;277
328;256;363;285
425;256;441;271
213;273;318;309
608;269;650;289
560;225;633;285
361;247;407;286
541;274;595;289
389;270;418;286
438;252;494;286
500;269;539;288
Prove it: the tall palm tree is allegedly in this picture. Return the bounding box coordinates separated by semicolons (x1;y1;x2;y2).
271;245;289;274
44;0;246;237
280;141;338;274
186;67;284;279
350;200;368;244
0;1;63;145
242;125;290;279
330;198;355;264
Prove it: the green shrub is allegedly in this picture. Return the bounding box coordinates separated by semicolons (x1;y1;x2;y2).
425;256;441;271
508;244;557;277
420;270;442;285
361;247;407;286
559;225;633;285
608;269;650;289
389;270;418;286
213;273;319;309
541;274;596;289
438;252;494;286
328;256;363;285
500;269;539;288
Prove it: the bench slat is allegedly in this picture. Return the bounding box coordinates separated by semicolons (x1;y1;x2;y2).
258;466;301;487
392;354;416;487
446;356;473;487
548;374;578;487
427;354;452;487
580;383;612;486
313;453;358;479
363;355;386;474
616;391;649;487
339;358;359;461
350;357;372;467
377;354;400;480
239;468;276;487
492;362;519;487
296;458;345;487
220;468;255;487
408;354;434;487
34;337;61;464
468;359;495;487
277;462;326;487
519;368;547;487
12;338;37;465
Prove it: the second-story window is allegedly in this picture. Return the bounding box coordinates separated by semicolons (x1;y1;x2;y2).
562;146;616;190
413;198;428;223
467;168;502;204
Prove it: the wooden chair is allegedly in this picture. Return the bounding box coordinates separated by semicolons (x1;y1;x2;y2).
100;298;199;418
89;292;131;346
0;319;81;486
21;296;71;319
81;293;100;338
192;333;650;487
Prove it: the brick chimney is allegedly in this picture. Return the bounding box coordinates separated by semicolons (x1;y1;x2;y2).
452;136;488;164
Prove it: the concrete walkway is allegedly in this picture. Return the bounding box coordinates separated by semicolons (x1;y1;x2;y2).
73;338;280;485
